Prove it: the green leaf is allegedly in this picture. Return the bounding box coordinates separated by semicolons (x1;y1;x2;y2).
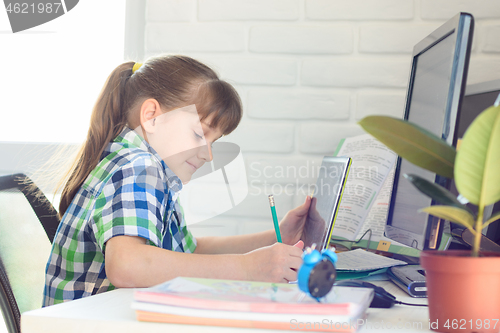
404;173;474;216
358;116;456;178
455;105;500;206
483;211;500;230
420;205;475;231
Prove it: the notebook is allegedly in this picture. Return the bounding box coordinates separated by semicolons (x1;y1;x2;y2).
132;277;373;332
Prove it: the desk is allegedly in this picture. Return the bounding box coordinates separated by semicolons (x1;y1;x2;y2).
22;281;429;333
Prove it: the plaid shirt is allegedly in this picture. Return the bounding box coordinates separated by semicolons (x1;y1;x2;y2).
43;127;197;306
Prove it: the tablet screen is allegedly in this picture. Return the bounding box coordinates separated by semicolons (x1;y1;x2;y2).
301;156;351;251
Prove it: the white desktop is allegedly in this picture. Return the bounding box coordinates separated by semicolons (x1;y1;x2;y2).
21;280;429;333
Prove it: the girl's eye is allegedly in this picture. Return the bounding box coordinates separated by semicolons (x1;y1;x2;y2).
194;131;203;139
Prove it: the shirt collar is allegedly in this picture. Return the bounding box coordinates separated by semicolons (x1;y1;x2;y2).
113;127;183;194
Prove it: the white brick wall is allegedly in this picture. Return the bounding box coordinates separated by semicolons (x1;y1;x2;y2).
146;0;195;22
301;58;410;88
420;0;500;20
305;0;414;21
247;88;350;120
466;55;500;84
356;91;406;119
146;24;245;52
249;25;353;54
299;123;366;154
201;57;298;86
359;24;441;54
226;120;295;153
198;0;300;21
140;0;500;236
483;25;500;53
245;155;324;185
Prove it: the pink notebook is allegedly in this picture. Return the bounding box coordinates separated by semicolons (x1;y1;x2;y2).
134;277;373;315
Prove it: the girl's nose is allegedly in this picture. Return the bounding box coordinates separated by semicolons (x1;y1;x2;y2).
198;142;213;162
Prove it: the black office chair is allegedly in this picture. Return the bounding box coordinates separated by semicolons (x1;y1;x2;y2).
0;173;60;333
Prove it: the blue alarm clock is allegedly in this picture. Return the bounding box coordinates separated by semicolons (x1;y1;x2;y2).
298;245;338;300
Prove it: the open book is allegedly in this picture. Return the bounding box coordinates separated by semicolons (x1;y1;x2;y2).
331;134;452;256
133;277;373;332
331;134;420;256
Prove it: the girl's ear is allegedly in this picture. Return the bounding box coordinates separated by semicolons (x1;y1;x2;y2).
140;99;162;134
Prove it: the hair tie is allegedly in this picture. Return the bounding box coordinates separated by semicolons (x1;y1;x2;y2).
132;62;143;74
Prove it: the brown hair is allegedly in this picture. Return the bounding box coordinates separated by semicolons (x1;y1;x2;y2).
58;55;242;217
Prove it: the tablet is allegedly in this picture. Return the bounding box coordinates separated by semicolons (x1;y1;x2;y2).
301;156;352;251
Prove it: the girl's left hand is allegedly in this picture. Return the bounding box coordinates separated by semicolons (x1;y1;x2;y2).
279;196;312;245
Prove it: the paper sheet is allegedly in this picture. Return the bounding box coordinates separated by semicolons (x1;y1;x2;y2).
357;167;396;242
332;134;397;241
335;249;407;271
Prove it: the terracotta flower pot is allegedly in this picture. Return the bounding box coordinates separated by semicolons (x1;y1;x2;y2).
420;250;500;333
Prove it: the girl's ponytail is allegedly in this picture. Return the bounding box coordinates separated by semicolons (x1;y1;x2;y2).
58;62;134;217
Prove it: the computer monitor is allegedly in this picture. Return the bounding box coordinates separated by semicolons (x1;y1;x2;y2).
384;13;474;251
449;79;500;248
460;80;500;138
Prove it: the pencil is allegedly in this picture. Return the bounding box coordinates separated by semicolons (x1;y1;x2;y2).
268;194;282;243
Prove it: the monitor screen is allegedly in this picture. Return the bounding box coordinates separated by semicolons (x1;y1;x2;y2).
450;80;500;247
384;13;474;250
459;80;500;139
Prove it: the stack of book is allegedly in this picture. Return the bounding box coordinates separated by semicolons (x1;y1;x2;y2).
132;277;374;332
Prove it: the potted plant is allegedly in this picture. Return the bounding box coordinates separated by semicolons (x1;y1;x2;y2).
358;101;500;333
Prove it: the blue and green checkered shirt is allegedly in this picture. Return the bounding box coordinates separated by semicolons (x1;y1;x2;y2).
43;127;197;306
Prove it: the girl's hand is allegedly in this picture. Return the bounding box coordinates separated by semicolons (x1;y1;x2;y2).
278;196;312;245
242;241;304;283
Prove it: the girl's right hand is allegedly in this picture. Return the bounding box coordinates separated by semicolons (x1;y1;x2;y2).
241;240;304;283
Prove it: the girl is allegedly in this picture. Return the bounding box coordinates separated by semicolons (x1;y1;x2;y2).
43;55;313;306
